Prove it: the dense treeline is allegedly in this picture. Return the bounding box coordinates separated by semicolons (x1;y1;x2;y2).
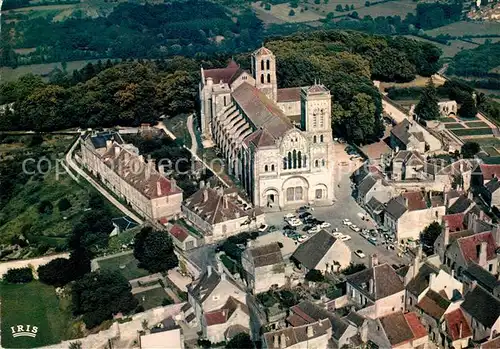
1;0;79;10
448;41;500;78
1;0;263;67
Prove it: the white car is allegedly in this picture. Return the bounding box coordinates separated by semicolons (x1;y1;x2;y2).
332;232;343;238
288;218;303;227
350;225;360;232
343;219;352;226
320;222;331;228
284;213;296;219
340;234;352;242
354;250;366;258
309;226;322;234
298;236;308;243
258;224;269;232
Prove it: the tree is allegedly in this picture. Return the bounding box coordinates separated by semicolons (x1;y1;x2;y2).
365;1;370;6
58;198;72;211
4;267;33;283
289;9;296;16
459;94;478;119
326;12;334;20
350;4;354;9
414;79;440;120
420;222;442;254
305;269;324;282
344;4;350;10
461;141;480;158
335;4;343;11
68;341;82;349
134;227;178;273
72;270;138;328
38;200;53;215
342;263;366;275
314;0;320;4
226;333;253;349
38;258;74;287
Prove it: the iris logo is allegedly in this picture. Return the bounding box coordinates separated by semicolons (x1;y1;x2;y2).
11;325;38;338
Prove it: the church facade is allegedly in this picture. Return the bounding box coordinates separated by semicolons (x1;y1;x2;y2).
199;47;335;209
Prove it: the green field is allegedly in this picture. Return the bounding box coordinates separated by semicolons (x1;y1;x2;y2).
440;117;457;123
135;287;172;310
484;146;500;156
97;252;150;281
451;128;493;137
0;281;74;348
464;121;489;128
426;21;500;37
472;137;500;147
444;123;464;129
346;0;417;18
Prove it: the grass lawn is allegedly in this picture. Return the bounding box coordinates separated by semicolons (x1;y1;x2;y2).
402;35;477;58
97;252;150;281
451;128;493;137
426;21;500;37
472;137;500;147
0;281;74;348
253;2;324;23
484;147;500;156
440;117;457;123
380;75;444;90
346;0;417;18
457;115;479;121
464;121;489;128
135;287;172;310
444;123;464;129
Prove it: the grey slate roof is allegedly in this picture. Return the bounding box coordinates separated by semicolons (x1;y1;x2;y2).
406;263;439;297
111;216;138;231
366;197;384;214
346;263;404;301
89;131;122;149
357;175;378;199
249;243;283;268
291;230;337;270
463;262;500;293
344;311;365;328
447;195;474;214
486;177;500;194
385;196;407;220
461;285;500;328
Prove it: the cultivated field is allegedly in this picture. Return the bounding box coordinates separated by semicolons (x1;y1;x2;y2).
346;0;417;18
425;21;500;37
0;281;74;348
252;2;324;23
402;35;478;58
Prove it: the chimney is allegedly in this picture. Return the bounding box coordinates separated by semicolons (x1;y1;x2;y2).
221;273;227;281
223;196;229;209
479;210;485;221
207;265;212;276
157;181;162;197
429;273;436;291
280;333;286;349
171;179;177;191
274;335;279;348
413;253;420;279
203;189;208;203
470;280;478;291
247;240;252;248
307;325;314;338
368;278;374;294
200;180;205;189
444;219;450;247
459;322;463;339
404;196;409;208
206;77;213;89
217;260;224;273
370;254;378;268
493;224;500;246
479;241;488;266
106;139;112;149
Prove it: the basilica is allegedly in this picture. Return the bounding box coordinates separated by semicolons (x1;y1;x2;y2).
199;47;335;209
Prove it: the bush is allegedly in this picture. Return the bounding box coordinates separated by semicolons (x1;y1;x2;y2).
289;9;295;15
38;200;53;215
4;267;33;283
38;257;74;287
57;198;72;211
305;269;324;282
342;263;366;275
135;305;145;313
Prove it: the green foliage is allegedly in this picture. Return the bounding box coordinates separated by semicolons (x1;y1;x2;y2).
364;1;370;6
289;9;296;16
415;79;440;120
305;269;324;282
449;42;500;78
133;227;178;273
68;341;82;349
421;222;441;254
4;267;33;283
72;270;138;328
226;333;253;349
342;263;366;275
459;95;478;119
38;200;54;215
414;2;463;30
461;141;481;159
38;251;90;287
57;198;72;212
335;4;343;11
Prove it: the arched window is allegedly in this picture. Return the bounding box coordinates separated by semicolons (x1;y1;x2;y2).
297;151;302;168
322;159;326;167
303;155;307;167
292;149;297;169
313;135;317;143
271;164;275;171
288;152;292;169
283;157;287;169
261;74;264;83
320;135;324;142
314;159;319;167
261;60;265;70
267;73;271;83
264;165;268;172
223;96;227;106
266;59;270;70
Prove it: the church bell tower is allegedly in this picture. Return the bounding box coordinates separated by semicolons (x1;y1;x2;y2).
251;47;277;102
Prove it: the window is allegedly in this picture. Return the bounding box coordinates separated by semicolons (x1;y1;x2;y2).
322;159;326;167
266;59;270;70
292;149;297;169
315;189;323;199
283;157;287;169
489;264;493;272
313;116;317;128
314;159;319;167
271;164;275;171
242;75;247;80
288;152;292;169
319;116;324;128
295;187;303;200
320;135;324;142
297;151;302;169
313;135;317;143
287;187;294;201
223;95;227;106
267;74;271;83
264;165;269;172
261;60;264;70
260;74;264;84
303;155;307;167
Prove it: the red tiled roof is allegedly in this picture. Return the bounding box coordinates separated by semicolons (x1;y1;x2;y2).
481;336;500;349
457;231;496;264
443;213;466;232
169;224;189;242
403;191;427;211
480;164;500;181
404;312;428;340
286;314;309;327
277;87;301;102
445;309;472;341
203;60;240;84
204;296;249;326
204;309;227;326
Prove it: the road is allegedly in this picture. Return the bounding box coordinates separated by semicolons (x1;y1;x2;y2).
65;135;144;224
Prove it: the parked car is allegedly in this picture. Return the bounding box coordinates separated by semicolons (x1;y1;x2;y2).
258;224;269;232
332;232;343;238
289;218;303;227
332;227;339;232
284;213;296;219
342;219;352;226
354;250;366;258
320;222;331;228
302;224;313;232
298;236;308;243
350;225;360;233
309;226;322;234
368;236;378;245
299;212;312;219
340;234;352;242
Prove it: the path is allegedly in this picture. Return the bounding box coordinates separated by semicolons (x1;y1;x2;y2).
154;120;177;140
65;135;144;224
186;114;198;155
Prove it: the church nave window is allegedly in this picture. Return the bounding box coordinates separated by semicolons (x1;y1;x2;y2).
303;155;307;167
260;74;264;84
266;59;270;70
313;135;317;143
314;159;319;168
264;165;269;172
322;159;326;167
320;135;324;142
283;157;288;169
267;73;271;83
261;60;265;70
271;164;275;171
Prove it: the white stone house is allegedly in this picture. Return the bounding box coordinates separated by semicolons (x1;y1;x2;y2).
262;319;332;349
241;242;286;294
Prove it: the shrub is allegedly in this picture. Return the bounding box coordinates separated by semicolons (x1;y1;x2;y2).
58;198;72;211
305;269;324;282
4;267;33;283
289;9;295;15
38;200;53;215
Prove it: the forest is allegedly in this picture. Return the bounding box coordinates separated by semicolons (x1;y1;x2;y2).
0;30;442;145
448;41;500;78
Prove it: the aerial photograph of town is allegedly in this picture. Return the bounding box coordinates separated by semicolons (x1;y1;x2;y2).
0;0;500;346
